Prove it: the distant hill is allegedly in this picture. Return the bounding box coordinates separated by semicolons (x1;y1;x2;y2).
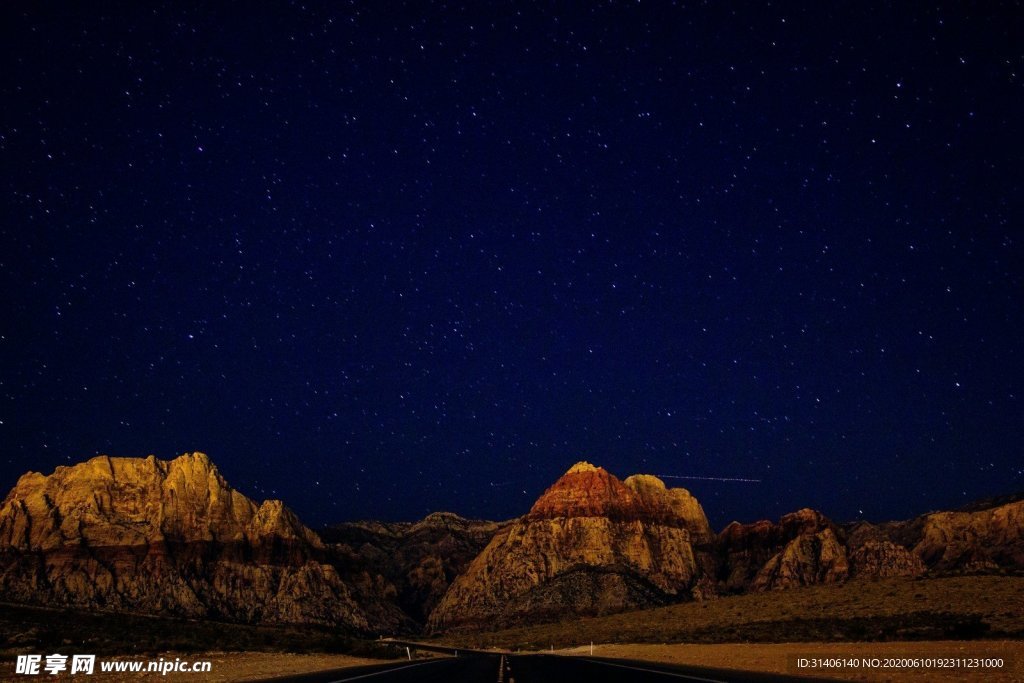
955;490;1024;513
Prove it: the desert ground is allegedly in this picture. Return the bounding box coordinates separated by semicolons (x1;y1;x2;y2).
3;575;1021;681
439;575;1024;649
556;641;1023;682
6;641;1014;682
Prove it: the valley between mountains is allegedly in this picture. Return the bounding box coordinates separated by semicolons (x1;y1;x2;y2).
1;451;1022;642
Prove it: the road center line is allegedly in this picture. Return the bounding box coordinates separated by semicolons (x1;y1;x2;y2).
328;658;449;682
579;658;728;683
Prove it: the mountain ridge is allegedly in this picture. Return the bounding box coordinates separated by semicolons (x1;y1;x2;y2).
1;452;1021;634
427;463;1024;630
0;452;408;631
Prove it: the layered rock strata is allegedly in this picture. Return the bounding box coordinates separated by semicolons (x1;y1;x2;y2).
0;452;404;630
428;462;714;630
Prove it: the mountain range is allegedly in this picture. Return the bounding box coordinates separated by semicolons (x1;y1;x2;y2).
1;453;1021;634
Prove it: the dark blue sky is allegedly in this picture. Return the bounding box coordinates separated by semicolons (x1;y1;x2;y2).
2;2;1021;528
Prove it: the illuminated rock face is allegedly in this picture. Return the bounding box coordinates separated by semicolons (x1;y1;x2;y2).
428;462;716;631
845;496;1024;573
0;452;318;550
717;499;1024;593
2;453;1021;632
428;464;1024;631
909;501;1024;570
0;452;405;630
525;462;714;541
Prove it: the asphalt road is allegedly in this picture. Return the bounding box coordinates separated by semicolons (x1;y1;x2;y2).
254;652;840;682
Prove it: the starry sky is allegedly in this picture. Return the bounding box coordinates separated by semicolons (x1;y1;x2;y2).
1;2;1022;528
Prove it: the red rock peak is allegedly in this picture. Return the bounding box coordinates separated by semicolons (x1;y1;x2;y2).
527;461;638;520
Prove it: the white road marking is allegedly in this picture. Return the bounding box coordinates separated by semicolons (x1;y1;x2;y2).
579;658;728;682
328;658;450;682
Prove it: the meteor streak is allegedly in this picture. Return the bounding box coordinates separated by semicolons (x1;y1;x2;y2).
658;475;762;483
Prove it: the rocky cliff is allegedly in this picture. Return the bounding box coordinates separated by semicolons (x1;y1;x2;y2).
0;452;406;630
845;497;1024;573
427;462;715;631
717;497;1024;594
2;453;1021;633
428;463;1024;632
719;509;851;592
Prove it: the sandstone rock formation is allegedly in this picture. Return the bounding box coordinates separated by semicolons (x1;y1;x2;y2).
751;527;849;590
3;453;1022;633
846;497;1024;573
427;462;714;631
848;540;926;578
426;462;1024;632
0;452;406;630
721;497;1024;593
718;508;842;591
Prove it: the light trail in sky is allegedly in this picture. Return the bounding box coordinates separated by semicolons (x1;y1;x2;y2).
657;475;762;483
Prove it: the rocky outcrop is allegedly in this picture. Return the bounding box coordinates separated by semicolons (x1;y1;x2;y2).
751;527;849;590
720;508;929;592
348;471;1023;628
0;453;406;630
721;498;1024;593
718;508;840;592
526;463;714;541
3;453;1021;633
428;465;1024;631
846;498;1024;573
322;511;504;624
0;453;319;551
622;474;714;543
427;462;714;631
848;540;925;578
525;461;638;520
910;502;1024;571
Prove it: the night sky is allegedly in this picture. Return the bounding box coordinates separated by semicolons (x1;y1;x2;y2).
2;3;1022;529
